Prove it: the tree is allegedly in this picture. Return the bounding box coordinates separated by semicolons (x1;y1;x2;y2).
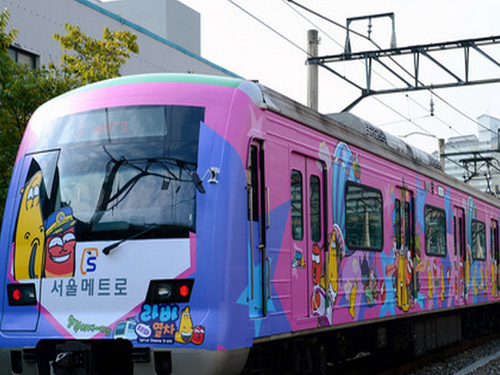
53;23;139;86
0;8;139;220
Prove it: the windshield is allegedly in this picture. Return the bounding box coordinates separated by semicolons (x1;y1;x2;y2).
19;105;204;242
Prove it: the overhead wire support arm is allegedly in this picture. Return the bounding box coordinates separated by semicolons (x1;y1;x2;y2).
307;35;500;111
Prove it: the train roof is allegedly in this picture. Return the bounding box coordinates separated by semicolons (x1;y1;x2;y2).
56;73;245;98
236;79;442;171
238;78;500;206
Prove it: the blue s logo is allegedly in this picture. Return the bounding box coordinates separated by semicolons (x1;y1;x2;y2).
81;248;98;275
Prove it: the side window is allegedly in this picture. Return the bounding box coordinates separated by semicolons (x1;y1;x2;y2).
291;170;303;241
472;220;486;260
453;216;457;256
404;202;411;249
310;175;321;243
248;145;259;221
395;199;402;249
491;220;499;261
345;182;383;251
424;205;447;256
458;214;465;257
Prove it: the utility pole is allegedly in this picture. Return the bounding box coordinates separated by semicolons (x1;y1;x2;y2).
307;29;319;111
438;138;445;172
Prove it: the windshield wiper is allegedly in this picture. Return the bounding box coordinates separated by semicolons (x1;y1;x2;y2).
190;169;205;194
168;159;205;194
102;225;158;255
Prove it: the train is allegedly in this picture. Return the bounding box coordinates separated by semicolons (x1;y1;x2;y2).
1;73;500;375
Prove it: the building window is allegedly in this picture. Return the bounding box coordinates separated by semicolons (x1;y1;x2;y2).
345;182;383;251
8;47;38;69
425;205;447;256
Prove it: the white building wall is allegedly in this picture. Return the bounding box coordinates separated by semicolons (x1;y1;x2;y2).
442;115;500;195
89;0;200;55
478;114;500;150
2;0;235;77
166;0;200;55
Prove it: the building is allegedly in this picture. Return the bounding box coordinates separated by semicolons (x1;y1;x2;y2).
91;0;200;55
441;115;500;195
2;0;237;78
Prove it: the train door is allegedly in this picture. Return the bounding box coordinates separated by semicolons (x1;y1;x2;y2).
454;207;466;301
291;153;325;319
394;187;414;312
247;141;268;318
491;219;499;297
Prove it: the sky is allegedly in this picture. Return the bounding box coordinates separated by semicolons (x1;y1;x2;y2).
179;0;500;154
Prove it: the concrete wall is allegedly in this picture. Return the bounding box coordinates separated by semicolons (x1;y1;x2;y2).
2;0;235;77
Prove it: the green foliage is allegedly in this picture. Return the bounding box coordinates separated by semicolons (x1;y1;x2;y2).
0;8;139;221
53;23;139;85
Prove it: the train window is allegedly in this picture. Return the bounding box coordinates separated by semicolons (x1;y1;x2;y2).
394;199;402;249
248;146;260;222
471;220;486;260
40;105;204;164
404;202;411;250
345;182;383;251
453;216;457;256
458;215;465;258
291;170;303;241
490;220;499;260
424;205;447;256
310;175;321;243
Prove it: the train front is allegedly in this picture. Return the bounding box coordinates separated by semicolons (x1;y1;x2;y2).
0;74;254;375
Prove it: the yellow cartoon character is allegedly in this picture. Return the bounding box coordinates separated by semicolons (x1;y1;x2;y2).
427;259;433;299
175;307;194;344
465;246;471;287
397;249;409;312
473;266;478;297
440;265;445;302
348;278;357;319
491;261;497;298
14;171;45;280
327;224;344;308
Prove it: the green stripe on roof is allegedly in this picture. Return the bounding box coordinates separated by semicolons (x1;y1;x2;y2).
62;74;244;97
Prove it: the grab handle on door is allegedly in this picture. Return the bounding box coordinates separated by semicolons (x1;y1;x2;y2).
267;257;271;299
266;187;270;229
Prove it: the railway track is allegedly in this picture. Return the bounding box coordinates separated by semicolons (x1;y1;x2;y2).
375;333;500;375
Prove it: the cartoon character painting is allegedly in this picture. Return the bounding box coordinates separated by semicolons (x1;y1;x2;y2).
175;307;194;344
13;171;45;280
44;206;76;278
175;306;205;345
327;224;344;312
491;259;498;298
311;244;326;316
361;253;379;307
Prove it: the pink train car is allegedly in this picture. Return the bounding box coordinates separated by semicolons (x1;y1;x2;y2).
0;74;499;374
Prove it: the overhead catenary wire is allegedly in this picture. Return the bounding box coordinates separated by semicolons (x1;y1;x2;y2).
283;0;471;143
230;0;497;152
230;0;495;182
286;0;499;139
280;0;343;50
227;0;309;56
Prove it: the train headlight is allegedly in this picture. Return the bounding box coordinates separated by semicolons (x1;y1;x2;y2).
157;284;173;299
7;283;37;306
146;279;194;304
